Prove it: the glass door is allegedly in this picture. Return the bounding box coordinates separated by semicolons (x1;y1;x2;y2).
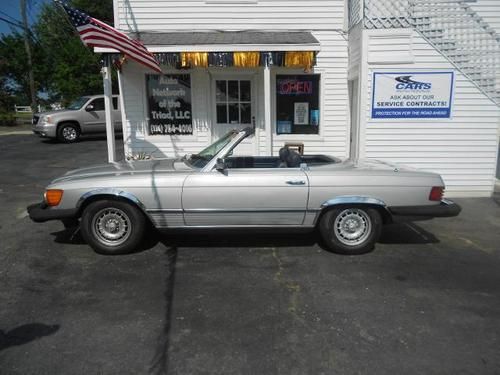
213;77;255;155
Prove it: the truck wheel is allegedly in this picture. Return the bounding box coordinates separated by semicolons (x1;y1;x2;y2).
319;207;382;255
80;200;146;255
57;123;80;143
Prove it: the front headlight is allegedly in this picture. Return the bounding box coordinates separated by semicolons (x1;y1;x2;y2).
41;115;53;125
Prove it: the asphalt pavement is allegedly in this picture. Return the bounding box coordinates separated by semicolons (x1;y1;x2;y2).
0;133;499;375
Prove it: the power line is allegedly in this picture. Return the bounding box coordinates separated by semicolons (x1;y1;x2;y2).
0;16;24;29
0;10;23;25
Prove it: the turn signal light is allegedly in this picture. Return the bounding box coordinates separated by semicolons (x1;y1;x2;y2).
429;186;444;202
44;189;64;206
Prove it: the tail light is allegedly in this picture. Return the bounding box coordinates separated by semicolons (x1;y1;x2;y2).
44;189;64;206
429;186;444;202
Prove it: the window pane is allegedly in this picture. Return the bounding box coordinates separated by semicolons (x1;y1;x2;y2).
112;97;118;110
91;98;105;111
228;104;239;124
216;81;227;102
240;103;251;124
228;81;239;102
240;81;251;102
216;104;227;124
275;74;320;135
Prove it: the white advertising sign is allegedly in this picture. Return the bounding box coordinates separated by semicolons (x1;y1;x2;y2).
371;72;454;119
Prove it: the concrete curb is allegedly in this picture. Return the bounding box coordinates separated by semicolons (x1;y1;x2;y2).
0;131;32;136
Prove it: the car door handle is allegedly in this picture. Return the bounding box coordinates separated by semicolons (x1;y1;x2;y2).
286;180;306;185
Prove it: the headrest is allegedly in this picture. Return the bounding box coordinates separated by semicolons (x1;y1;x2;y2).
279;147;290;160
286;150;302;168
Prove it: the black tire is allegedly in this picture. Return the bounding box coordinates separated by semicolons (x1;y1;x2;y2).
319;206;382;255
57;123;80;143
80;199;146;255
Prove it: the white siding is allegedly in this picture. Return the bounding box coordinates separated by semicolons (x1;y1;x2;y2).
360;29;500;197
120;30;350;159
348;23;362;78
116;0;345;32
469;0;500;35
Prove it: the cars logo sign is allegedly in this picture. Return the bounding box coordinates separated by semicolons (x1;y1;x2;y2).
371;71;454;119
394;76;432;90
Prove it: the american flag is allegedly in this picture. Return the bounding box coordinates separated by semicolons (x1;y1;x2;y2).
56;0;161;73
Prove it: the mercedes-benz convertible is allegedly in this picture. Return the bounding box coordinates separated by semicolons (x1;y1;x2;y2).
28;127;461;255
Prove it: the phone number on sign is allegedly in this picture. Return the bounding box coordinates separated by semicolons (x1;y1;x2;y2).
149;124;193;135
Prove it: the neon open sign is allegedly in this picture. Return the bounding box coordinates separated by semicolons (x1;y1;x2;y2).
278;79;313;95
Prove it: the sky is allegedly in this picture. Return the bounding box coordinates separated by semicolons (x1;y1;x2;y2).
0;0;48;35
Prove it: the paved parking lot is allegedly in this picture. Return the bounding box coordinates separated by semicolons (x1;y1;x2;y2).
1;133;499;375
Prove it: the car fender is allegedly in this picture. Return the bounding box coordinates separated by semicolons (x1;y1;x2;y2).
76;188;150;219
314;195;392;225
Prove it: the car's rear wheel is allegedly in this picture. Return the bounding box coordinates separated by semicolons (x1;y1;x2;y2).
319;206;382;255
57;123;80;143
80;200;146;255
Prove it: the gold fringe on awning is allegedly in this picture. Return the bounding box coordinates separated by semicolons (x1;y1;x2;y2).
284;51;315;71
233;52;261;68
180;52;209;68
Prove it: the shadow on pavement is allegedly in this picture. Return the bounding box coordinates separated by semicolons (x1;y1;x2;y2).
0;323;59;352
379;222;439;244
50;222;439;252
149;246;178;375
41;134;123;144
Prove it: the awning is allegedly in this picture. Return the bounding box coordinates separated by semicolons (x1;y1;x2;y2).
95;31;320;53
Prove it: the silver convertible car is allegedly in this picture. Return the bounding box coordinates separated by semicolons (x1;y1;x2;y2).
28;127;460;255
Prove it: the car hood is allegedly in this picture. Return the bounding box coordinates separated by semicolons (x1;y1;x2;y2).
34;109;73;117
51;159;184;183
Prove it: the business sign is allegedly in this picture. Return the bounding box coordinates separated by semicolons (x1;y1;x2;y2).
146;74;193;135
277;78;314;95
371;72;454;119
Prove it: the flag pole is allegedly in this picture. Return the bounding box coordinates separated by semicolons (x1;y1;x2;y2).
102;54;116;163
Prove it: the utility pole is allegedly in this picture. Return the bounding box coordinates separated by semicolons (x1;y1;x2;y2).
20;0;36;110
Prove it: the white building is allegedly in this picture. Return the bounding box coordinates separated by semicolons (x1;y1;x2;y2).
99;0;500;197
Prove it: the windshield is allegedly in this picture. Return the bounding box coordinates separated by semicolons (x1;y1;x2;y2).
67;97;90;110
187;131;238;169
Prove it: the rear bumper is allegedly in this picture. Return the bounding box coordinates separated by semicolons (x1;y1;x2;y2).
388;199;461;220
27;202;78;223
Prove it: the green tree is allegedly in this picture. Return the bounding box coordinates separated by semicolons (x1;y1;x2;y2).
0;32;46;111
33;0;113;105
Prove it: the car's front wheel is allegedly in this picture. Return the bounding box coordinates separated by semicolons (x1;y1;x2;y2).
57;123;80;143
80;200;146;255
319;206;382;255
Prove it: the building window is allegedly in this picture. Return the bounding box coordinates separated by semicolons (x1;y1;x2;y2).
276;74;320;135
215;80;252;125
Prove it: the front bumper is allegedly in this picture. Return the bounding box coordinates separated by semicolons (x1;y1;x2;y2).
32;124;56;138
27;202;78;223
388;199;461;220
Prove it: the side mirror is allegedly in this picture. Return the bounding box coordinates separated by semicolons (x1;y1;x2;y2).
215;158;226;172
85;104;94;111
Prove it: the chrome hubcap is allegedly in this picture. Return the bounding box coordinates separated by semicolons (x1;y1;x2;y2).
333;208;371;246
63;127;77;141
92;208;131;246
